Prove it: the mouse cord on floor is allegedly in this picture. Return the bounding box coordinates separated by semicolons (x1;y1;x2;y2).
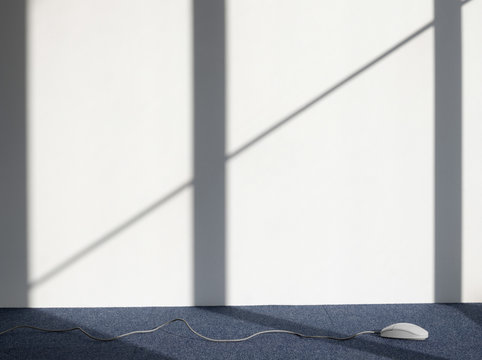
0;318;379;342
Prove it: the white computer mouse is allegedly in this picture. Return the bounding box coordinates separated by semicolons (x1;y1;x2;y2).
380;322;429;340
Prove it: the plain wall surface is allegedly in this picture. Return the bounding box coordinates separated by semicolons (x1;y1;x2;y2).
462;0;482;302
0;0;480;307
28;0;193;306
227;0;435;304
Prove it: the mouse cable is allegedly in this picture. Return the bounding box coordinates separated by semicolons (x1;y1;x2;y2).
0;318;379;342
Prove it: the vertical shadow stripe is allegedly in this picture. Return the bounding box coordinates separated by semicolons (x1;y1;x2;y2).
434;0;462;303
193;0;227;306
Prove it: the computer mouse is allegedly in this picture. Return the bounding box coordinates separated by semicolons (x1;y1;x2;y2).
380;322;429;340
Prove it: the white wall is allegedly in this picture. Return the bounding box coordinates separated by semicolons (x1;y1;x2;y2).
28;0;193;306
462;0;482;302
227;0;434;305
15;0;482;306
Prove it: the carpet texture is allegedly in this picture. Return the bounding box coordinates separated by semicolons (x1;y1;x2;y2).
0;304;480;359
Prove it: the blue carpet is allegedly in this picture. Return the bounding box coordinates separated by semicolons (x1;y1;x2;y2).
0;304;480;359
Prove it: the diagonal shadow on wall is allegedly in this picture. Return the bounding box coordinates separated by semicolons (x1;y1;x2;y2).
29;181;192;289
29;2;470;307
30;22;433;287
30;18;435;298
227;20;434;160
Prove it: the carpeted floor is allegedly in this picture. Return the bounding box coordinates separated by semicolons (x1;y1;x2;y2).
0;304;480;359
